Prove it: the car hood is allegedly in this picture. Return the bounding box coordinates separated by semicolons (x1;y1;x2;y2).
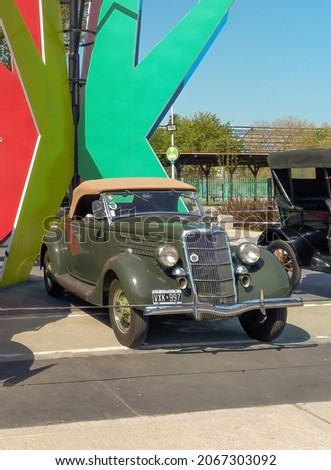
110;213;217;239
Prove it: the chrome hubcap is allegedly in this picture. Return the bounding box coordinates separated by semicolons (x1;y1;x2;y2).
113;289;131;334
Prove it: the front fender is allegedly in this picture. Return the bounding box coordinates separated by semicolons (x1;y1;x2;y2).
237;247;292;302
101;252;180;307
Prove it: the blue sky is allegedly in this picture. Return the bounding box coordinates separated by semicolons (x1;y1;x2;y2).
139;0;331;127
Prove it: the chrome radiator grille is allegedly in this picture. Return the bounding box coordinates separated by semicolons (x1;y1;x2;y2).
185;230;236;305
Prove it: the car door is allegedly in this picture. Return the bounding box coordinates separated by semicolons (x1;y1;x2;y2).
64;216;111;283
64;218;93;281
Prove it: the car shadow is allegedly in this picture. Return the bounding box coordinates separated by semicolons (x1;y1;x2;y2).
142;315;312;350
294;270;331;300
0;348;54;387
63;285;312;351
0;271;69;387
64;299;312;352
0;262;313;368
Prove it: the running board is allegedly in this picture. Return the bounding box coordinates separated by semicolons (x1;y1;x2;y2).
56;274;96;302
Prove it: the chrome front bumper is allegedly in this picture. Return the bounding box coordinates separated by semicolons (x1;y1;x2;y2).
144;291;303;321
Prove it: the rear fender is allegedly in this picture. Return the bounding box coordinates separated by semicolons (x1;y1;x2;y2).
40;224;66;275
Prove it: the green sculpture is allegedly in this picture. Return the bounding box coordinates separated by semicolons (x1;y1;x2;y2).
78;0;234;179
0;0;73;285
0;0;234;285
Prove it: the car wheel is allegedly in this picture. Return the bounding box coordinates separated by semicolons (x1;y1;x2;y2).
43;249;63;297
239;307;287;342
108;279;149;348
267;240;301;290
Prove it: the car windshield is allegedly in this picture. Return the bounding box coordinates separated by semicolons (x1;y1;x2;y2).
103;190;204;218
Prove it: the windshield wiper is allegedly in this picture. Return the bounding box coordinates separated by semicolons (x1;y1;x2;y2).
124;190;151;203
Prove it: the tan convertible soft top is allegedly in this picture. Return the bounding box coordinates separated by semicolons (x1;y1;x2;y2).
68;177;197;218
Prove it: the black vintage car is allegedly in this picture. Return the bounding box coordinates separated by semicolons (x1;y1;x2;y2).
258;148;331;289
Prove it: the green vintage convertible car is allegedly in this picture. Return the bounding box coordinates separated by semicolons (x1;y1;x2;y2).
40;177;302;347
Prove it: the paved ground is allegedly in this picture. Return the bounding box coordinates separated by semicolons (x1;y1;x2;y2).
0;230;330;450
1;402;330;450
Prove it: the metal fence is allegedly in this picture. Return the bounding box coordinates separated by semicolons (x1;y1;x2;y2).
183;176;274;204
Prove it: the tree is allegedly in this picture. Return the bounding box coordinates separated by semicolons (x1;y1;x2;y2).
250;116;330;152
0;27;11;70
175;111;242;153
0;1;89;69
60;0;90;52
149;111;243;176
300;123;331;148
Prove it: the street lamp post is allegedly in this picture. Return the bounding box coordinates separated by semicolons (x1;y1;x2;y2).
166;106;179;178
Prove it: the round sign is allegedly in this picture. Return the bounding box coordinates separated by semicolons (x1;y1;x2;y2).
166;146;180;163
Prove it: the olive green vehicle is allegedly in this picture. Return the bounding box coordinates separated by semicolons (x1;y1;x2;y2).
40;177;302;348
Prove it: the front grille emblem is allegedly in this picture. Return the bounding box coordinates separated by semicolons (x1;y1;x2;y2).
190;253;199;263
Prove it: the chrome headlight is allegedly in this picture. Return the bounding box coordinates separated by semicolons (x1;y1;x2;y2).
156;245;179;267
236;243;260;265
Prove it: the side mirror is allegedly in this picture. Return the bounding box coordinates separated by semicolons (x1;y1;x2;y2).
92;200;106;220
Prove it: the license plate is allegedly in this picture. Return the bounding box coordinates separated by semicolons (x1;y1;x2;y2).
152;290;182;304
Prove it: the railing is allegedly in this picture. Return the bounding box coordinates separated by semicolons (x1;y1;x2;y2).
183;176;274;204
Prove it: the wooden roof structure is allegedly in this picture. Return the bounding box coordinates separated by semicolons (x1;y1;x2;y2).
168;152;269;178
